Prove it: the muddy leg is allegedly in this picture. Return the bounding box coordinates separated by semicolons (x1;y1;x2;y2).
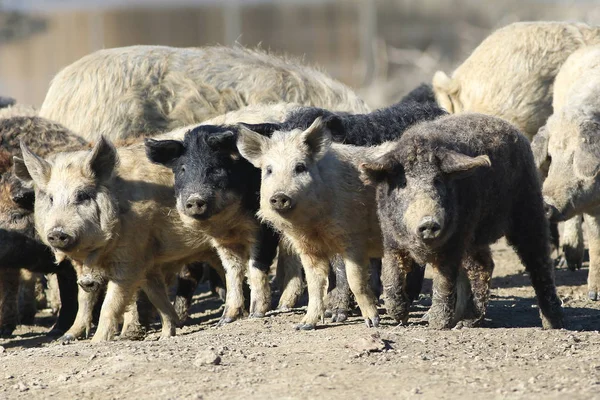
92;278;139;342
428;257;460;330
560;215;584;271
249;224;278;318
456;246;494;328
141;273;179;340
48;262;78;336
216;247;246;325
0;269;19;337
327;255;351;323
296;254;329;330
370;258;382;300
381;249;419;324
277;246;304;310
173;263;203;326
120;291;151;341
344;246;379;328
507;200;563;329
584;213;600;301
60;287;100;344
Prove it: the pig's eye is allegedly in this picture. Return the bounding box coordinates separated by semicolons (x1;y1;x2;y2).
294;163;307;174
180;166;186;174
75;191;92;205
265;165;273;176
48;195;54;205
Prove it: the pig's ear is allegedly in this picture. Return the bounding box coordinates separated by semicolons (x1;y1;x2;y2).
574;121;600;178
207;131;236;149
302;117;332;162
145;138;185;167
439;150;491;179
531;125;550;170
85;136;117;183
237;125;270;168
360;160;395;186
322;115;346;142
238;122;281;137
16;142;51;188
432;71;458;113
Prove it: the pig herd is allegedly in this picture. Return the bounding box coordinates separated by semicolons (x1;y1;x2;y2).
2;20;600;343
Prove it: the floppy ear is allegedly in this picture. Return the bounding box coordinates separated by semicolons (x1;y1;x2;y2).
238;122;281;137
574;121;600;178
432;71;459;113
17;142;51;189
439;150;491;179
237;125;271;168
301;117;332;162
145;138;185;167
531;125;550;171
322;115;346;141
85;136;118;183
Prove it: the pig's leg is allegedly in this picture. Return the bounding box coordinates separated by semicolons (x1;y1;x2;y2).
584;213;600;301
48;263;78;336
0;269;20;337
216;246;246;325
381;248;421;324
141;273;178;339
507;202;564;329
561;215;585;271
277;246;304;311
327;255;351;323
18;270;38;324
249;224;278;317
92;278;139;342
428;257;460;330
296;254;329;330
119;291;150;341
173;263;204;326
344;246;379;328
60;287;100;344
456;246;494;328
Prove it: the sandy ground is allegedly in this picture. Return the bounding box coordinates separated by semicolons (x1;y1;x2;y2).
1;239;599;400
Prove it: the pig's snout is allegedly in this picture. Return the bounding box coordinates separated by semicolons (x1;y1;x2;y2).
47;228;75;250
270;192;294;212
544;201;560;222
184;194;208;218
417;216;442;240
77;276;101;292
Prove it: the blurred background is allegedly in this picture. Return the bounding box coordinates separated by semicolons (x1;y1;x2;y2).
0;0;599;109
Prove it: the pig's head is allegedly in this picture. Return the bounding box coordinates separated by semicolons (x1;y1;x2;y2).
360;137;490;262
237;117;332;229
145;125;253;225
13;137;119;261
542;115;600;221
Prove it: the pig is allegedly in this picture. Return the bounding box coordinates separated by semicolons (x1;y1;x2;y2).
433;21;600;140
40;45;370;142
538;45;600;300
0;115;88;337
360;113;564;329
14;136;225;342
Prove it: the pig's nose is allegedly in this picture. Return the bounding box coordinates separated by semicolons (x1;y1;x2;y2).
47;228;74;250
417;217;441;240
77;277;100;292
544;202;559;221
185;195;208;217
270;193;294;211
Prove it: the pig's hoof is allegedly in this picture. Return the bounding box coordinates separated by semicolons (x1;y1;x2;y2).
0;324;16;338
216;316;236;327
120;325;146;341
295;323;316;331
589;291;599;301
249;312;265;318
277;305;291;312
562;245;583;271
324;309;333;318
454;318;481;329
421;311;429;322
330;309;348;323
364;315;380;328
59;334;77;345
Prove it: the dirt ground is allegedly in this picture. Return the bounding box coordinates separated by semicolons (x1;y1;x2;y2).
1;239;599;400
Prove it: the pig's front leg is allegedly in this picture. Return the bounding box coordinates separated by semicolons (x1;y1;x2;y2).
60;286;100;344
296;254;329;330
92;277;138;342
344;246;379;328
585;212;600;301
216;246;246;325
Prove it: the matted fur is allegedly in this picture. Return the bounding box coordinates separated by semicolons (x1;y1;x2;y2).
433;21;600;139
539;45;600;300
40;45;370;141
